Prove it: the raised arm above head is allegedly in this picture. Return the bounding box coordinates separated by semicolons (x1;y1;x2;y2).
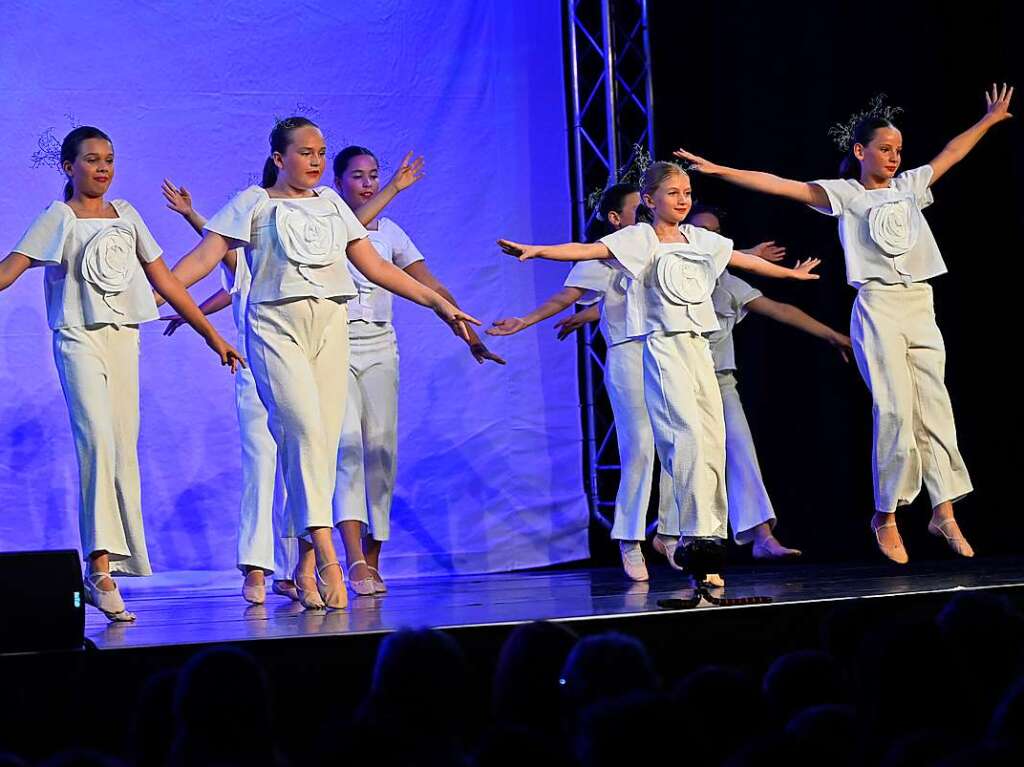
673;148;830;209
928;83;1014;185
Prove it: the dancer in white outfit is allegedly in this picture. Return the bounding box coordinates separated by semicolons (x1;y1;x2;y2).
674;83;1014;562
498;161;820;582
164;117;479;610
696;206;849;554
158;152;426;604
0;126;242;621
489;184;668;581
331;146;505;595
494;186;803;579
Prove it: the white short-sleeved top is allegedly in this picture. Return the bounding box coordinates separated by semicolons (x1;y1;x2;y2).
599;222;734;338
347;217;425;323
218;248;250;347
563;259;631;346
708;271;762;373
203;185;368;305
810;165;946;287
12;200;162;330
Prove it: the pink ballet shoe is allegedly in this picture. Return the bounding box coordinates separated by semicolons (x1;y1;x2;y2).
316;561;348;610
618;541;649;582
366;565;387;594
272;579;299;602
871;519;909;564
84;572;136;623
347;560;376;596
652;534;684;571
292;567;325;610
241;570;266;605
752;536;802;560
928;517;975;558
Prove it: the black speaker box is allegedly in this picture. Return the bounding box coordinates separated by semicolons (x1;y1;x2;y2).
0;550;85;654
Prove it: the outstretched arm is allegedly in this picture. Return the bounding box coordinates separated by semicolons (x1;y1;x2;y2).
403;260;505;364
747;296;852;362
741;241;786;262
0;253;32;291
673;148;830;209
346;238;480;340
729;251;821;281
487;286;587;337
554;303;601;340
929;83;1014;184
352;151;426;226
168;231;235;288
497;240;610;263
142;258;244;371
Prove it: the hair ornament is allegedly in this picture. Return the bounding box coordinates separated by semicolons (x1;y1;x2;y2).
31;114;80;173
587;142;654;216
828;94;903;151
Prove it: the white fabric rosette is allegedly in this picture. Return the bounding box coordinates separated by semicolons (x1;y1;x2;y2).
655;248;716;310
275;205;339;286
867;197;921;257
80;222;138;315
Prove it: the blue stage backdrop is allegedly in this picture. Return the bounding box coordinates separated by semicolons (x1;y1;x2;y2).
0;0;588;583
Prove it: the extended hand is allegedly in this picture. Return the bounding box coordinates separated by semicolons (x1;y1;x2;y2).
984;82;1014;124
748;241;786;262
208;336;246;373
162;179;194;217
486;317;528;336
469;341;507;365
671;148;720;175
831;332;853;363
554;313;593;340
387;150;426;192
435;300;482;342
497;239;541;262
160;314;188;336
791;258;821;280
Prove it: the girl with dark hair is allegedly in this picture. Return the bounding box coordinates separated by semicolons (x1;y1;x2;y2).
0;127;243;621
331;146;505;595
674;83;1014;563
158;152;426;604
498;162;820;582
165;117;479;609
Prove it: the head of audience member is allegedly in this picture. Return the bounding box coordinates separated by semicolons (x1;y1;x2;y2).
492;621;578;733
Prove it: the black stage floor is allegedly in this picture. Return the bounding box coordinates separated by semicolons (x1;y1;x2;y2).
84;557;1024;651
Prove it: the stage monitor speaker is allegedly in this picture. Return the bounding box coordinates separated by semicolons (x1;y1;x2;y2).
0;550;85;654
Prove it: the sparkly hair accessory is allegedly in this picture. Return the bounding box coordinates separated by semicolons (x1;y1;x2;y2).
587;142;653;215
828;95;903;151
31;114;79;173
